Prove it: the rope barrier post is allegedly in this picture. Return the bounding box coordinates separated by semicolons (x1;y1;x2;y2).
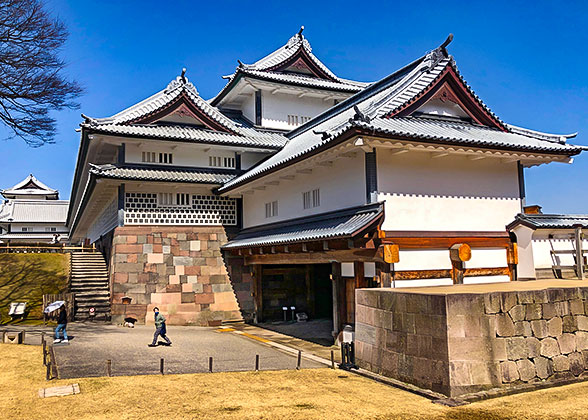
296;350;302;370
160;358;164;375
209;356;213;373
331;350;335;369
255;354;260;371
106;359;112;377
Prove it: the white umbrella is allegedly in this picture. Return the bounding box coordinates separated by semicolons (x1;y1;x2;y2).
44;301;65;314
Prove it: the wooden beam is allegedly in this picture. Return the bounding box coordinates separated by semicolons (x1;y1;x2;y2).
449;243;472;262
332;262;345;334
354;261;366;288
318;161;333;167
376;261;392;288
296;169;312;174
280;175;295;181
468;154;485;161
431;151;449;159
252;265;263;323
464;267;510;277
394;269;452;280
390;148;409;156
381;235;510;249
244;248;382;265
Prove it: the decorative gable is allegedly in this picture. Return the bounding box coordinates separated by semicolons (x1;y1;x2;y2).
267;47;337;80
385;65;507;131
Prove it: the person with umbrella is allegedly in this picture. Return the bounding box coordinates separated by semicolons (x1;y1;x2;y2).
54;305;68;344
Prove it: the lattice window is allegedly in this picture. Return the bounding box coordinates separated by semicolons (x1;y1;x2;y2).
265;201;278;218
124;192;237;225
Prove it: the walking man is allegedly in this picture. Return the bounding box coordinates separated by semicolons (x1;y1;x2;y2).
148;307;171;347
54;305;68;344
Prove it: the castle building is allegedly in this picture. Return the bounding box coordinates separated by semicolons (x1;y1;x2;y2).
67;30;584;331
0;174;69;244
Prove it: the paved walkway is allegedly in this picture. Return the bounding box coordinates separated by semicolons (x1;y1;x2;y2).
42;323;323;378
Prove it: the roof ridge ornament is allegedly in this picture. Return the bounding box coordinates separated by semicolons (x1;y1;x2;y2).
180;68;187;83
313;130;332;140
424;33;454;72
349;105;371;124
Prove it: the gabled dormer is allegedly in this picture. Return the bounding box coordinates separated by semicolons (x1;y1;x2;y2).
211;27;370;131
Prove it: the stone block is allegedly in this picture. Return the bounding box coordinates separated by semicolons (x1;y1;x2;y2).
142;244;153;254
173;256;193;266
555;301;570;317
526;337;541;358
558;333;577;354
517;291;535;304
547;288;565;302
212;284;233;293
563;315;577;333
562;287;580;301
531;320;548;338
570;299;585;315
576;315;588;331
509;305;526;322
576;331;588;351
534;356;554;379
192;283;204;293
540;337;559;358
147;253;164;264
547;317;563;337
514;321;532;337
484;293;501;314
568;352;584;376
496;313;515;337
532;290;549;304
169;275;180;285
114;272;128;283
166;284;181;293
500;293;517;313
181;292;195;303
209;275;228;284
356;322;377;346
114;254;127;264
525;303;542;320
163;245;171;254
516;359;536;382
190;241;201;251
500;361;519;383
553;355;570;372
505;337;527;360
175;265;185;276
543;303;557;319
181;283;192;293
117;244;143;254
450;361;473;386
194;293;214;305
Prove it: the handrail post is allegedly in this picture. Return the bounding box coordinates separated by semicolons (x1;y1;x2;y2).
575;225;584;280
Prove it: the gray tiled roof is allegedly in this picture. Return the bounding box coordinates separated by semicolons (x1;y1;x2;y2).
509;214;588;230
0;200;69;223
219;46;583;193
223;203;383;249
2;174;58;197
0;233;69;240
89;164;236;184
82;123;287;149
84;74;239;133
237;69;367;92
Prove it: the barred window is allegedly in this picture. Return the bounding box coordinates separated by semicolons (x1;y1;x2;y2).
303;189;320;209
265;201;278;218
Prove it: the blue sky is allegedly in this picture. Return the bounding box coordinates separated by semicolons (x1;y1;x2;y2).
0;0;586;213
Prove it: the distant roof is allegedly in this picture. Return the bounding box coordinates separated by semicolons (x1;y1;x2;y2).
89;164;236;185
2;174;58;198
223;202;383;249
0;200;69;223
219;38;584;193
508;213;588;230
211;29;369;106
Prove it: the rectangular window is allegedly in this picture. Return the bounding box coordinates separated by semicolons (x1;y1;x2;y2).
158;192;174;206
287;115;299;126
45;227;57;232
312;188;320;207
142;152;157;163
265;201;278;218
303;191;311;209
303;189;320;209
300;116;311;124
159;153;173;164
21;227;28;232
176;193;190;206
209;156;235;168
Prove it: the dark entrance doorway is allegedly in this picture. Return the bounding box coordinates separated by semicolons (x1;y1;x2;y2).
260;264;332;323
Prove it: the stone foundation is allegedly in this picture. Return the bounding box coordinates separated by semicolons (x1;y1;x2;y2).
355;282;588;397
108;226;245;326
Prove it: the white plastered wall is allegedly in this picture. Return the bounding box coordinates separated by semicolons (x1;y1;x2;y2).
125;142;236;167
376;150;521;232
531;230;588;269
261;91;335;131
242;153;365;228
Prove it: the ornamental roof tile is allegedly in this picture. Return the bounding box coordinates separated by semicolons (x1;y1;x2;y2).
89;164;236;185
223;202;383;249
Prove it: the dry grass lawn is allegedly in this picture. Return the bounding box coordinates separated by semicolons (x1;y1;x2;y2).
3;344;588;420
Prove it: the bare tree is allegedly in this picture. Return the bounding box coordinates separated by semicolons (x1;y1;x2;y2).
0;0;82;147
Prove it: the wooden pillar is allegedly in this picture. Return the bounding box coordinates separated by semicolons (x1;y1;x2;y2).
252;265;263;323
506;243;518;281
376;262;392;288
354;261;365;288
450;243;471;285
331;262;345;335
574;225;584;280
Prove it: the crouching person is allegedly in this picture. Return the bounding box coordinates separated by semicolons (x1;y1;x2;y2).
148;307;171;347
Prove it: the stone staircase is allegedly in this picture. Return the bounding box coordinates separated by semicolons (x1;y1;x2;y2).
70;252;111;321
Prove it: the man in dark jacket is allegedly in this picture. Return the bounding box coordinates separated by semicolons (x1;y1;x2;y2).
54;305;68;343
148;307;171;347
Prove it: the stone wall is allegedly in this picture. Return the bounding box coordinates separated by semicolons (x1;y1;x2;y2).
108;226;247;326
355;285;588;397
